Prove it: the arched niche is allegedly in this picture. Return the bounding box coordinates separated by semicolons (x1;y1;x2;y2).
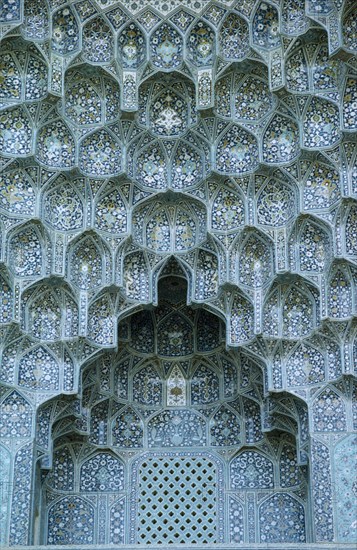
21;0;50;41
303;97;340;149
8;221;48;279
150;22;183;70
215;72;276;123
36;118;76;169
281;0;308;36
285;47;309;92
234;229;274;289
51;5;80;56
255;174;298;228
42;174;84;232
187;20;215;67
138;74;196;137
263;277;320;339
262;112;300;164
302;160;340;212
67;232;110;291
0;168;36;217
131;195;207;254
82;16;114;64
63;66;120;127
252;1;281;51
87;291;117;347
118;21;147;68
21;279;78;341
153;255;192;305
0;39;48;104
327;263;355;319
218;12;249;61
0;106;33;157
78;128;123;177
215;123;259;175
289;215;332;274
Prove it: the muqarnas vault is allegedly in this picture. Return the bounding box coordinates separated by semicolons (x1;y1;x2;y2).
0;0;356;547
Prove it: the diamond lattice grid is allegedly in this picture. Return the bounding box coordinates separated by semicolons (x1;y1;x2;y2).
137;456;217;543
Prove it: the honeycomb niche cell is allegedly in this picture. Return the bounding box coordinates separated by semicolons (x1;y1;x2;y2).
0;1;356;549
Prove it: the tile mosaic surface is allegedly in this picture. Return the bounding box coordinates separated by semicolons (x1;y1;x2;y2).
0;0;356;546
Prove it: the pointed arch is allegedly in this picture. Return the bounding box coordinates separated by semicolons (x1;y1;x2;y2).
259;493;306;542
302;161;340;211
216;124;259;174
42;174;84;232
68;233;106;290
328;265;353;319
0;106;33;156
87;292;116;347
292;215;332;273
80;451;124;492
0;168;36;217
281;0;308;35
263;112;300;164
285;343;326;387
8;221;46;278
36;119;75;169
229;290;254;345
51;5;80;56
187;19;215;67
303;97;340;149
22;279;78;340
256;176;297;227
47;496;94;544
79;128;122;177
235;75;275;122
82;16;114;64
133;362;162;406
252;1;281;50
94;183;128;235
157;310;194;357
219;13;249;61
210;405;241;446
22;0;50;41
312;386;347;432
134;139;168;189
191;361;219;404
150;22;183;69
237;229;274;288
210;182;245;233
171;140;205;189
263;278;319;339
18;344;59;391
230;450;274;488
118;21;147;68
0;390;33;437
112;406;143;448
166;363;186;406
153;255;191;305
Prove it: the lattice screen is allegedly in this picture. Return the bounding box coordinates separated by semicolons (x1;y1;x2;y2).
137;456;217;544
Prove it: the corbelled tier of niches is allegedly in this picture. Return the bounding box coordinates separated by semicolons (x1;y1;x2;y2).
0;0;356;548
